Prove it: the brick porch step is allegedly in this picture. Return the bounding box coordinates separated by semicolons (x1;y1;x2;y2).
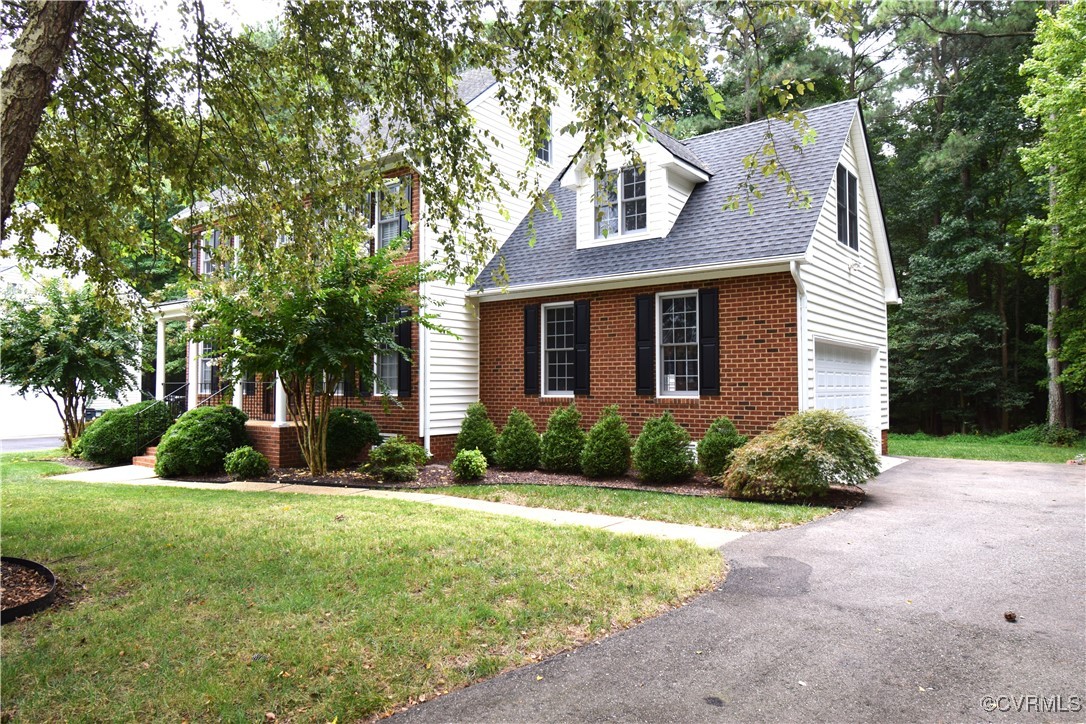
132;446;158;468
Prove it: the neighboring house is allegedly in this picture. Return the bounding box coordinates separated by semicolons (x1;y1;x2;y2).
153;84;898;466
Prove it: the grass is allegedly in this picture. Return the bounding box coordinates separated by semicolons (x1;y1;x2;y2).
422;484;835;532
889;432;1086;463
0;455;722;722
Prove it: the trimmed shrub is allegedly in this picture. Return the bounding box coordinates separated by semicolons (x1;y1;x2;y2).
154;405;249;477
324;408;381;469
74;400;174;465
367;435;428;483
224;446;270;480
539;404;586;473
454;402;499;465
697;416;748;477
581;406;631;478
632;411;696;484
722;409;880;501
451;448;488;482
496;409;540;470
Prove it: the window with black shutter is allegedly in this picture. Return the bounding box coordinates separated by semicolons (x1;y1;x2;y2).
837;163;859;250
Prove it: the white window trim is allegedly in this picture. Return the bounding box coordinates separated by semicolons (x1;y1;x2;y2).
656;290;699;399
541;301;575;398
197;341;219;395
593;165;648;242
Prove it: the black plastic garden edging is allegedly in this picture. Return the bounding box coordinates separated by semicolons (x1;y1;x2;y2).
1;557;58;625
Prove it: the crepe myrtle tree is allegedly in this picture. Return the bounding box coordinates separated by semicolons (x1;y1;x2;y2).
187;233;440;476
0;279;139;450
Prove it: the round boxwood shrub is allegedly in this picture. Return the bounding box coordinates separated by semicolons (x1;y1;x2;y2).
539;404;586;473
454;402;499;465
722;409;880;501
496;409;540;470
74;400;174;465
154;405;249;477
451;448;488;482
324;408;381;469
581;406;631;478
697;416;748;478
632;411;696;484
367;435;428;483
224;446;270;480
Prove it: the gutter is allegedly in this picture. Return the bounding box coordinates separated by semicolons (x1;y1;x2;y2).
470;253;806;301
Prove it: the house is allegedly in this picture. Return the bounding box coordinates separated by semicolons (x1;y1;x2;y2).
152;82;898;467
471;98;900;455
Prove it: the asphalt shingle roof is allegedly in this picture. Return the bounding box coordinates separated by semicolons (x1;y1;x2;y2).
457;68;497;104
473;99;860;293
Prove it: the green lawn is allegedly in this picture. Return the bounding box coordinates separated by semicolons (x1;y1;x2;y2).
423;484;835;531
889;432;1086;463
0;457;722;722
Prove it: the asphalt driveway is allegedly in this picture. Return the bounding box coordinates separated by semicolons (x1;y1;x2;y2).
394;458;1086;722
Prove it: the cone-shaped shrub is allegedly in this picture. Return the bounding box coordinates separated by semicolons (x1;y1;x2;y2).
697;416;748;478
581;406;631;478
454;402;498;465
496;409;540;470
539;403;585;473
632;411;695;484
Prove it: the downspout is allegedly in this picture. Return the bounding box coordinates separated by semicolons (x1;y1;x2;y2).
790;260;808;411
417;185;431;454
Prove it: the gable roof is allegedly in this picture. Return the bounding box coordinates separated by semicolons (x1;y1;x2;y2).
642;123;711;175
472;99;862;293
457;68;497;104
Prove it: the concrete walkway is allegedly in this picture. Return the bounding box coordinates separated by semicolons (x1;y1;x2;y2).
49;465;747;549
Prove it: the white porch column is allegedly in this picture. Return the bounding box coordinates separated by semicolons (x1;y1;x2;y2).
155;317;167;401
274;372;288;426
233;379;244;409
187;330;199;410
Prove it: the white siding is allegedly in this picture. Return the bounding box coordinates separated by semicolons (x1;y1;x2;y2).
421;88;579;439
800;113;891;433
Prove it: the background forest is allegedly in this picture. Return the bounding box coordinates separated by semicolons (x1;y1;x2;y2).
661;0;1083;435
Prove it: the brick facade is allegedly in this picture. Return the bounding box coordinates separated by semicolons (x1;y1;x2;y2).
479;272;800;441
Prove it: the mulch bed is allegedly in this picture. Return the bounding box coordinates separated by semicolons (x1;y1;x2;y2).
1;560;52;613
168;464;864;509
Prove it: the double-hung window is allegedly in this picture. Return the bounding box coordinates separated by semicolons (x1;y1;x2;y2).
202;229;221;275
536;114;552;165
836;163;859;250
542;303;575;395
373;180;411;251
658;292;698;396
594;166;647;239
198;342;220;395
374;350;398;396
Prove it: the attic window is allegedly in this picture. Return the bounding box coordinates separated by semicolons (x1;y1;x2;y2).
836;164;858;251
594;166;647;239
536;114;552;165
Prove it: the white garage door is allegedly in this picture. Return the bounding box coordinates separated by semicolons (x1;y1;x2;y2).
815;342;874;433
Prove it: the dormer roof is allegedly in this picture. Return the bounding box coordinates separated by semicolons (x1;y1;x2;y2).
472;99;864;293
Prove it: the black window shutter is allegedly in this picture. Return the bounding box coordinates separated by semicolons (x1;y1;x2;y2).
836;165;847;244
574;300;590;395
848;173;859;250
396;306;412;398
401;180;412;250
524;304;541;395
635;295;654;395
190;235;199;272
344;363;356;397
364;191;375;256
698;287;720;396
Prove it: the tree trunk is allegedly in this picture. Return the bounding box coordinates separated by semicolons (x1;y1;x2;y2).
1046;277;1065;428
0;0;86;229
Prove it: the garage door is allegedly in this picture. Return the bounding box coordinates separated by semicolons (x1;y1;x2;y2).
814;342;874;432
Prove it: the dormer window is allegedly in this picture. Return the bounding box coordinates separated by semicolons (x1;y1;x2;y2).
594;166;646;239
